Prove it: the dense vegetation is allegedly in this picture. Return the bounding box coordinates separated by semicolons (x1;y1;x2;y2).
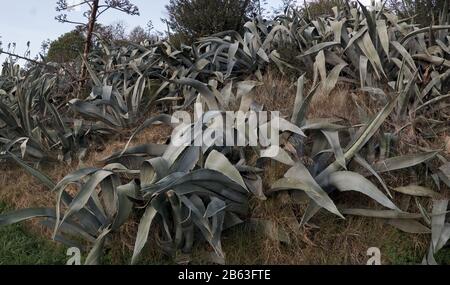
0;0;449;265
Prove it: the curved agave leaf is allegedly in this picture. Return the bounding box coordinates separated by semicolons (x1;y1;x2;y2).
0;208;56;226
271;162;343;219
354;154;391;197
298;42;341;58
205;150;248;190
141;157;169;187
260;146;295;166
6;151;55;190
321;63;347;97
84;227;111;265
372;151;438;173
431;199;449;250
387;219;431;234
341;209;422;219
131;203;158;265
393;185;441;199
321;131;346;169
57;170;114;234
324;171;399;210
391;41;417;72
376;20;390;58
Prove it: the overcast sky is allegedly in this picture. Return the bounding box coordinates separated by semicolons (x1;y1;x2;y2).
0;0;370;62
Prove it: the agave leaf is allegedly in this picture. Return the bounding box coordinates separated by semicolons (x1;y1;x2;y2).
6;152;55;190
205;150;248;190
373;151;438;173
314;51;326;85
331;20;344;43
341;209;421;219
420;70;450;98
291;75;305;125
298;42;341;58
167;191;183;248
415;54;450;67
416;93;450;112
376;20;390;58
58;170;114;233
244;174;266;201
344;26;368;52
175;78;219;110
270;50;298;72
84;227;111;265
69;100;123;128
141;157;169;187
204;197;227;219
359;56;368;88
321;131;346;169
260;146;295;166
321;63;347;97
400;25;450;44
358;0;377;41
354;154;391;197
301;118;346;131
272;163;344;219
300;201;322;227
0;208;56;226
357;32;386;79
53;167;99;234
324;171;398;210
144;170;248;199
393;185;441;199
180;195;211;234
121;114;173;156
423;244;439;265
293;83;320;127
112;181;137;230
208;203;226;260
431;199;449;250
131;204;158;265
435;224;450;252
81;57;102;86
387;219;431;234
391;41;417;72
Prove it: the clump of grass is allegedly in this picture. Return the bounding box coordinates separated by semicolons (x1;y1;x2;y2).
382;229;428;265
435;248;450;265
0;202;67;265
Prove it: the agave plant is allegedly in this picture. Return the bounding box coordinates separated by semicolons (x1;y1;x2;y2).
0;62;94;163
267;69;449;262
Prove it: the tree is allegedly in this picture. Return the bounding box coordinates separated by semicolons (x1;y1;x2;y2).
387;0;449;27
165;0;257;43
304;0;343;18
46;30;85;63
128;21;158;43
128;26;148;43
55;0;139;86
97;21;128;42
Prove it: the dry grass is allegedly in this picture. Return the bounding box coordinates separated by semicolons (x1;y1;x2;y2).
254;72;376;125
253;72;297;117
